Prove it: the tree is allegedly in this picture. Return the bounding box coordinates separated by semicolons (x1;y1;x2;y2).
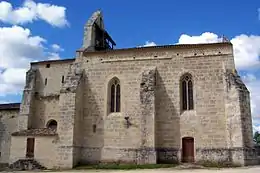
253;131;260;145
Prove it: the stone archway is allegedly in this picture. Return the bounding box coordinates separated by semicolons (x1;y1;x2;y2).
46;119;58;131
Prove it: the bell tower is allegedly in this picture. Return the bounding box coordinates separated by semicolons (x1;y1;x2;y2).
82;10;116;51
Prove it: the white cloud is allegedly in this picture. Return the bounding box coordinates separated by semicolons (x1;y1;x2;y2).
0;25;62;97
178;32;222;44
142;41;157;47
51;44;64;52
0;0;68;27
231;35;260;69
242;74;260;118
47;52;61;60
0;25;45;69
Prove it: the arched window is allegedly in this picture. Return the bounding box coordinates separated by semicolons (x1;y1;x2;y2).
109;77;121;113
46;119;58;131
181;73;194;111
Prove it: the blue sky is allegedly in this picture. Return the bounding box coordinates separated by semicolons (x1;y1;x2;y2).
0;0;260;131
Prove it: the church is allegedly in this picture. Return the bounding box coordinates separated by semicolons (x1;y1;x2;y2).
0;10;258;169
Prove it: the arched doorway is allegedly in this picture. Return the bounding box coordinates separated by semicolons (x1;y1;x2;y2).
182;137;194;163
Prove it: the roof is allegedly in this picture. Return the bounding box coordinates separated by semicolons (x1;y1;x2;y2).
30;58;75;65
30;42;232;65
80;42;233;56
0;103;20;110
12;128;57;136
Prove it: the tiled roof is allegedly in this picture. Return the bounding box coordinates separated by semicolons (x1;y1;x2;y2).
0;103;20;110
12;128;57;136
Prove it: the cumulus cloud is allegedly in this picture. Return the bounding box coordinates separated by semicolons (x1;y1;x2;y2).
242;73;260;132
142;41;157;47
51;44;64;52
231;35;260;69
0;0;68;27
0;25;62;97
178;32;222;44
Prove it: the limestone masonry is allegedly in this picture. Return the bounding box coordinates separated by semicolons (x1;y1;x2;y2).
0;10;258;169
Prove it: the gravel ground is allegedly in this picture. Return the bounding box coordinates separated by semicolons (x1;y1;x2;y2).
6;166;260;173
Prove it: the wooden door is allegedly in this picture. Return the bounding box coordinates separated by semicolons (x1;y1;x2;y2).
26;138;35;158
182;137;194;163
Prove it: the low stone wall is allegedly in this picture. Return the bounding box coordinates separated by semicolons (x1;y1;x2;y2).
196;148;231;164
78;147;258;166
156;148;180;164
196;147;258;166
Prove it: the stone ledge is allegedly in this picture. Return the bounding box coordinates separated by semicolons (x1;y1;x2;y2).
12;128;57;136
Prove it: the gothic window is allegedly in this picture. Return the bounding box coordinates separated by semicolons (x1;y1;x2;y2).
109;77;121;113
181;73;194;111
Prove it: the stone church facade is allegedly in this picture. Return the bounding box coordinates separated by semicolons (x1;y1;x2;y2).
0;10;258;169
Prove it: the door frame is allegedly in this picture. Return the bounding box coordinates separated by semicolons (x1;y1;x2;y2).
26;138;35;158
182;137;195;163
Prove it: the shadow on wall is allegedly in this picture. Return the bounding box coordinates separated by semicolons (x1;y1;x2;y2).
155;71;181;164
79;76;104;164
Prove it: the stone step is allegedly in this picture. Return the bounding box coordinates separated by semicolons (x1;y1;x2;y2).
9;159;47;171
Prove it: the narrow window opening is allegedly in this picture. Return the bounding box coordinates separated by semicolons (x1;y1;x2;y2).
109;77;121;113
62;76;65;83
45;78;47;85
93;124;96;133
116;84;120;112
46;64;50;68
181;73;194;111
110;84;115;112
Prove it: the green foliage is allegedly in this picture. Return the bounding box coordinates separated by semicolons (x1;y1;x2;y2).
253;131;260;145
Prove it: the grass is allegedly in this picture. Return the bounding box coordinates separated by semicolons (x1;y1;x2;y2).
74;163;178;170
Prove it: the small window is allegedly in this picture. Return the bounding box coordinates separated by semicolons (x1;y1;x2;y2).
45;78;47;85
109;77;121;113
47;119;58;131
181;73;194;111
93;124;96;133
62;76;65;83
46;64;50;68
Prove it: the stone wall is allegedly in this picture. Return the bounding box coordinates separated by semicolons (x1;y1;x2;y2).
8;42;254;168
9;136;58;169
57;62;83;168
0;110;19;163
78;43;236;164
9;136;26;164
225;69;257;165
31;60;73;129
34;136;58;169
